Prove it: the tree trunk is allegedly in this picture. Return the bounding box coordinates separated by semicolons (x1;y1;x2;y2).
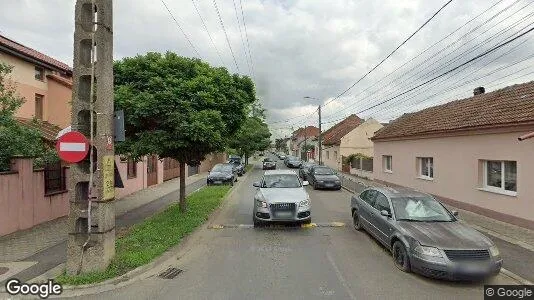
179;161;186;212
245;153;248;165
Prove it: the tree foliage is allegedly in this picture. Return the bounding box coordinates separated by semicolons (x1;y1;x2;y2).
0;62;52;171
275;138;288;153
230;116;271;164
114;52;256;210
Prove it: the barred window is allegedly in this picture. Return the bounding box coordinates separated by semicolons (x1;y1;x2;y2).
127;158;137;178
44;162;66;195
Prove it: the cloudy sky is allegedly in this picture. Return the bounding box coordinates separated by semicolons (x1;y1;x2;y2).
2;0;534;138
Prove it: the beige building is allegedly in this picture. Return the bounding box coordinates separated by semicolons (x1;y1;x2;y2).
320;114;362;170
340;118;383;179
372;83;534;230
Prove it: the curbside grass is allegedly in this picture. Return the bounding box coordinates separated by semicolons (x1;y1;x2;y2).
56;185;231;286
245;164;254;173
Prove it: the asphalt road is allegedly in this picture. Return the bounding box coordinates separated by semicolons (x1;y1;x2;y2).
80;157;518;300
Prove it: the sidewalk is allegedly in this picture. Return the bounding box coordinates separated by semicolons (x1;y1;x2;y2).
339;172;534;283
0;172;208;285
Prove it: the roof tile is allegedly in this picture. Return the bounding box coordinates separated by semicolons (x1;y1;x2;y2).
322;114;363;145
373;81;534;140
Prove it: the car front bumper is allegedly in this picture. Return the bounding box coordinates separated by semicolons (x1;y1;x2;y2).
409;253;503;281
263;164;276;169
254;206;311;223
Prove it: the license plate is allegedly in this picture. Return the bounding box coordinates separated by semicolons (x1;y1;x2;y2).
326;183;334;187
276;211;292;218
459;263;486;273
213;181;222;185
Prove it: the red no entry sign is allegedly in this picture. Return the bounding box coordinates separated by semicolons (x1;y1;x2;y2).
56;131;90;163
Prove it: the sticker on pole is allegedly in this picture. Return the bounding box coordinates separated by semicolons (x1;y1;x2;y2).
56;131;89;163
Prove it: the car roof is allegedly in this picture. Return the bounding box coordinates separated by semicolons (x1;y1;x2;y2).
264;170;298;175
366;186;430;198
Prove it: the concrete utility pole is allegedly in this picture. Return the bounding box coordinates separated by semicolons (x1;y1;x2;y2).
318;105;322;165
67;0;115;275
303;126;307;162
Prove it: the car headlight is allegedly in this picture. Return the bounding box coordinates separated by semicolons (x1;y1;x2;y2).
256;200;267;208
299;199;310;207
489;245;500;257
414;245;442;257
318;180;324;183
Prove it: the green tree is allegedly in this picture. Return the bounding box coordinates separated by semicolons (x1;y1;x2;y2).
0;62;50;171
230;116;271;164
114;52;255;211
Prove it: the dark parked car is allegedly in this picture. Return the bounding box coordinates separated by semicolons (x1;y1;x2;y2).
228;155;245;176
285;156;302;168
262;158;276;170
307;166;341;190
298;162;316;180
350;186;502;281
278;153;286;160
207;163;237;186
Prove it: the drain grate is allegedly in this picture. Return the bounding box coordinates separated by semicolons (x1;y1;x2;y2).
158;267;183;279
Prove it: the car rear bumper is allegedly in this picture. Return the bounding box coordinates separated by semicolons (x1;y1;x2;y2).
409;254;502;281
314;182;341;189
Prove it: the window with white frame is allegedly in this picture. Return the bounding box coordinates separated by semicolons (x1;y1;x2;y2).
483;160;517;193
383;155;392;172
418;157;433;179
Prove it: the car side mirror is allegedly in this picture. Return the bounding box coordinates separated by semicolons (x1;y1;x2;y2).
380;210;391;217
451;210;459;217
253;182;260;187
302;181;309;186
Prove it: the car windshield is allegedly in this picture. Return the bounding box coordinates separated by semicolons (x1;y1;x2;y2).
391;196;454;222
263;158;272;162
314;168;334;175
262;174;301;188
212;165;232;173
229;158;241;164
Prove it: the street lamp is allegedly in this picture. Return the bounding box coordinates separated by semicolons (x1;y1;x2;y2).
303;96;322;165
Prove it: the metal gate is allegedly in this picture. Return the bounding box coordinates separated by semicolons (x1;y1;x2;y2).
147;155;158;186
188;164;199;176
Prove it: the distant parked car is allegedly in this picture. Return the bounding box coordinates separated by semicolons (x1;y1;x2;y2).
350;186;502;281
298;162;316;180
228;155;245;176
279;154;286;160
307;166;341;190
262;157;276;170
252;170;311;226
286;156;302;168
207;163;237;186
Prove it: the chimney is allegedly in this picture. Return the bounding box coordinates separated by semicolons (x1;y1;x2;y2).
474;87;485;95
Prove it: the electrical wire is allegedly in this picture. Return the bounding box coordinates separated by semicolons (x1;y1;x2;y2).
238;0;256;81
321;0;455;108
160;0;203;59
232;0;252;77
191;0;225;66
212;0;241;73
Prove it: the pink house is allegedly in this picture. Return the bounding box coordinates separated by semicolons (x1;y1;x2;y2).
372;83;534;230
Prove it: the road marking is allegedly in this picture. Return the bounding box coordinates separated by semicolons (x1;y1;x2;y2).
207;222;345;229
326;251;356;300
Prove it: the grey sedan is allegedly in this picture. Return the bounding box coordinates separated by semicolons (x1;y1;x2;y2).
252;170;311;226
350;186;502;281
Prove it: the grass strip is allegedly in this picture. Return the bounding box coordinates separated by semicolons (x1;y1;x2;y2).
56;185;231;285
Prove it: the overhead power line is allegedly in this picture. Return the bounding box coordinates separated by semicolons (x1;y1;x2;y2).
356;23;534;115
160;0;203;59
322;0;530;122
321;0;454;108
212;0;241;73
238;0;256;81
231;0;252;77
191;0;225;66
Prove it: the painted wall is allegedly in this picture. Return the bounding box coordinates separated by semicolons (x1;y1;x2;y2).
373;130;534;227
46;78;72;128
0;158;69;237
340;118;383;157
322;145;341;170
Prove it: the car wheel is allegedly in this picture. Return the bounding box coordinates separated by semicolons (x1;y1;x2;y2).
392;241;411;273
253;218;262;227
352;210;361;231
313;182;318;190
230;180;234;186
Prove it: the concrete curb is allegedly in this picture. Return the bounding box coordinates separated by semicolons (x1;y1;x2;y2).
463;222;534;253
500;268;534;285
36;165;254;298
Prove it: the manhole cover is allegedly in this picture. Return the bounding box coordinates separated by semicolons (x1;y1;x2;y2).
158;267;183;279
0;267;9;275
